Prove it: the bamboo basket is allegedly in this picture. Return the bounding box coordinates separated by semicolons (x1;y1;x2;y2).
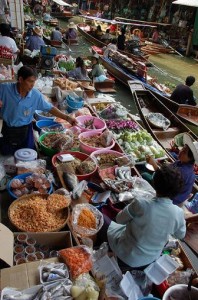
8;193;69;232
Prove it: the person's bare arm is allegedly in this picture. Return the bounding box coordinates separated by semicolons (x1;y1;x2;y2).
49;107;77;125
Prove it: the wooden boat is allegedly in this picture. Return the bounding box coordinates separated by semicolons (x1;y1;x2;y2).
43;35;63;48
51;10;73;20
62;37;79;45
77;24;149;64
91;46;170;98
43;18;59;27
128;80;197;152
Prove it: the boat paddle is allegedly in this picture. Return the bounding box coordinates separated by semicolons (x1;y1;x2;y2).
161;39;184;57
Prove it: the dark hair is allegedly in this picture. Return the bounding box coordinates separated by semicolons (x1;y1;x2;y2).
186;76;195;86
17;66;38;80
97;25;102;31
153;165;183;198
55;26;60;30
111;38;117;44
121;28;126;34
106;29;110;33
76;56;87;76
0;23;11;36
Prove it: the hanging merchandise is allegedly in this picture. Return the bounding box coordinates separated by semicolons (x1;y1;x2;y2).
9;0;24;31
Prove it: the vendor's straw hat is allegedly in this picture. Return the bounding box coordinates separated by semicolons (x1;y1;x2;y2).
183;133;198;164
68;22;77;29
133;28;141;34
33;26;43;36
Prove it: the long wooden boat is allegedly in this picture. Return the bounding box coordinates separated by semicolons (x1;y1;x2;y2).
91;46;170;98
51;11;73;20
43;19;59;27
128;80;197;152
77;24;149;64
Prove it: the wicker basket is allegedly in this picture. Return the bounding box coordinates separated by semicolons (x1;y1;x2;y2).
8;193;69;232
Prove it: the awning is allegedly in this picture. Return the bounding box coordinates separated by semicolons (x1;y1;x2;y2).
172;0;198;7
52;0;72;7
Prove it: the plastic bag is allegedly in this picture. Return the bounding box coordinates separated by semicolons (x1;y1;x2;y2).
39;262;69;283
59;246;93;279
72;203;104;237
100;130;114;147
53;188;70;197
50;131;74;152
72;180;88;200
0;163;6;181
16;159;46;174
131;176;156;200
71;273;100;300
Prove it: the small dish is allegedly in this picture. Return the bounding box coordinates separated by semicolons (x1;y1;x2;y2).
145;163;155;172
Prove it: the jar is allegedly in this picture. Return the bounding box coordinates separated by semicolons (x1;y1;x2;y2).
26;254;37;262
17;233;28;244
25;245;36;255
14;244;25;254
26;237;36;246
35;251;44;260
14;148;38;163
16;257;27;265
14;253;25;264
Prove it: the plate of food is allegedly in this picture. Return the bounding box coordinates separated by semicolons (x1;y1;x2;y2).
146;113;171;130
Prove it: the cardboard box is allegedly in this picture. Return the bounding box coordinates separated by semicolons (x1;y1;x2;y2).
0;223;72;290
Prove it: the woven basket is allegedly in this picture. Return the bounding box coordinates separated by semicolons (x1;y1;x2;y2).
8;193;69;232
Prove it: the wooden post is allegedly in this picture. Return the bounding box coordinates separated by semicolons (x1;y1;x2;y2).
186;29;193;57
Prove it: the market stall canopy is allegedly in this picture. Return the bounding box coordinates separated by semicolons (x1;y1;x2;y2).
52;0;72;7
172;0;198;7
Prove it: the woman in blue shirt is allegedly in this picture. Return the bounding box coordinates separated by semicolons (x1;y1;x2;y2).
0;66;76;154
97;165;186;270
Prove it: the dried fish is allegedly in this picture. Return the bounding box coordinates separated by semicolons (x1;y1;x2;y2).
63;172;79;191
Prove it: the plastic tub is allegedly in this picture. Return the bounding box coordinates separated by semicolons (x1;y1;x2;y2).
35;110;55;121
76;115;106;133
66;95;84;109
39;132;59;157
14;148;38;163
79;130;115;155
52;151;97;181
7;173;53;199
162;284;198;300
36;120;63;133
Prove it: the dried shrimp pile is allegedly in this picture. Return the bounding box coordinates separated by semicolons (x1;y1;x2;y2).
9;194;69;232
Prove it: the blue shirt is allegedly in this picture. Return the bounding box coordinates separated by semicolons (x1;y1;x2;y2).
26;35;45;51
0;83;53;127
172;161;195;205
107;197;186;268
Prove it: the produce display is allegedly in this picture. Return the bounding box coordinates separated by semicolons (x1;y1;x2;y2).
42;132;73;152
54;77;79;90
80;131;114;148
58;60;75;72
55;157;96;175
9;194;69;232
92;152;130;169
106;119;139;132
10;173;51;197
109;50;137;70
115;130;166;162
100;103;128;119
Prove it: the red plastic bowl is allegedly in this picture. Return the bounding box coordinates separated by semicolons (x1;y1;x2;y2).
52;151;97;181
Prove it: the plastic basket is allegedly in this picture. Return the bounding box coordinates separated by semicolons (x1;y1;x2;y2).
66;95;84;109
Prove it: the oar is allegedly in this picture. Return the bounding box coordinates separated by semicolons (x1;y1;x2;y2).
161;39;184;57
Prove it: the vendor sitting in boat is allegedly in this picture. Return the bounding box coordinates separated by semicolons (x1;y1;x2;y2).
0;66;76;155
89;53;108;82
152;28;160;43
94;25;103;39
26;26;45;51
96;164;186;271
64;22;77;42
67;57;89;80
170;76;197;106
143;133;197;207
51;26;62;42
103;38;117;58
131;28;141;42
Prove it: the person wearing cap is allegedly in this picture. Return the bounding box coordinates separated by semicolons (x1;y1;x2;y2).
51;26;62;42
65;22;77;41
0;23;19;59
90;54;108;82
96;164;186;271
0;66;76;155
26;26;45;51
144;133;197;206
170;76;197;106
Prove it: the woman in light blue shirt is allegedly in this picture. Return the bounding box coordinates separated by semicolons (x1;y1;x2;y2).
97;165;186;270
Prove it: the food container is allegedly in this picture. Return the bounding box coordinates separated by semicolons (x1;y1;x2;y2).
76;115;106;133
35;251;45;260
25;245;36;255
35;110;55;121
7;173;53;199
14;244;25;254
162;284;198;300
79;130;115;155
26;237;36;246
26;253;37;262
16;233;28;243
66;94;84;109
91;149;129;169
39;132;59;157
14;148;38;163
14;253;25;263
36;120;64;134
52;151;97;181
16;257;27;265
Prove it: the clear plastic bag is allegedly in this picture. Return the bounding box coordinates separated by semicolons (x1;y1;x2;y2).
39;262;69;283
16;159;46;174
59;246;93;279
0;163;6;181
100;130;114;147
72;203;104;237
131;176;156;200
71;273;100;300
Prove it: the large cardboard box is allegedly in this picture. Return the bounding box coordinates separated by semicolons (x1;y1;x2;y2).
0;223;72;290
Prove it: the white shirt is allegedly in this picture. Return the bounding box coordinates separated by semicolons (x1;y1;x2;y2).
103;43;117;57
0;36;19;54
